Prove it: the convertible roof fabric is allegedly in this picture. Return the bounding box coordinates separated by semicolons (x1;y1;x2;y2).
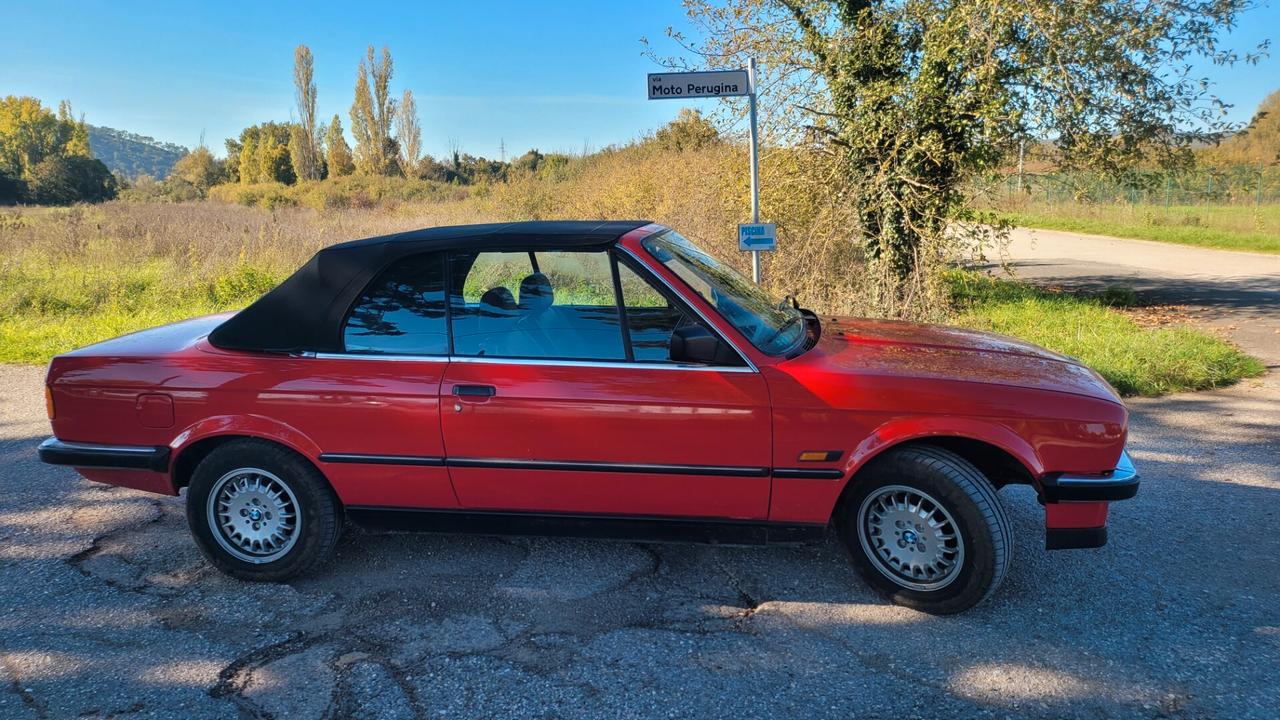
208;220;653;353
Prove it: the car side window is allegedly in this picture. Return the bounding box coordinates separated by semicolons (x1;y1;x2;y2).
449;250;626;361
343;252;447;355
616;261;696;363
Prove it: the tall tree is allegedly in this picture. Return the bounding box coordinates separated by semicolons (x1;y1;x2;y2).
349;45;398;175
0;96;86;178
325;114;355;177
56;101;92;158
395;89;421;176
291;45;321;181
658;0;1267;306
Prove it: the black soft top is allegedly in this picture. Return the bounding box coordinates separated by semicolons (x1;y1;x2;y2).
208;220;652;353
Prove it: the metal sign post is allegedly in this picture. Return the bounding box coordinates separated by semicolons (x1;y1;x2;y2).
746;58;762;283
647;61;769;283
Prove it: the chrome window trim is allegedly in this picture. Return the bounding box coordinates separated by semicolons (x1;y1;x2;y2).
314;352;449;363
447;355;755;373
615;245;759;373
311;351;752;372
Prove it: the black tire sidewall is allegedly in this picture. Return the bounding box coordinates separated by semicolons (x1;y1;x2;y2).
186;440;340;581
838;449;1002;614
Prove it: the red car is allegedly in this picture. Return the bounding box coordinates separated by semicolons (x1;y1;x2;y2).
39;221;1137;614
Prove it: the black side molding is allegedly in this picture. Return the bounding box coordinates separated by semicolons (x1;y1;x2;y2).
772;468;845;480
38;437;169;472
346;507;828;546
319;453;445;466
1046;526;1108;550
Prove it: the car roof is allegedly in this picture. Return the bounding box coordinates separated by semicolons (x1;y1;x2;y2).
208;220;655;354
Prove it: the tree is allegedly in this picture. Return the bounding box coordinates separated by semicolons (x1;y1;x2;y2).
232;123;296;184
27;155;117;204
658;0;1267;303
291;45;322;181
170;145;224;193
325;114;355;177
350;45;398;175
654;108;719;151
0;96;73;178
56;101;92;158
395;89;422;176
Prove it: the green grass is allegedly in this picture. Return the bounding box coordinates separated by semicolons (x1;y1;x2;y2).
948;272;1266;396
997;202;1280;254
0;261;283;364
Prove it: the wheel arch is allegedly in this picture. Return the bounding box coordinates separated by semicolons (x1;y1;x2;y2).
831;420;1042;520
169;416;325;492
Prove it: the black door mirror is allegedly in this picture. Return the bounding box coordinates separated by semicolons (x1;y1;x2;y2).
669;324;740;365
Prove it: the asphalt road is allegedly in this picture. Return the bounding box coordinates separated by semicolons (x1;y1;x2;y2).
2;230;1278;719
994;228;1280;366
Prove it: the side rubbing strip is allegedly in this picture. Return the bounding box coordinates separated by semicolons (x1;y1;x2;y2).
319;453;445;467
772;468;845;480
447;457;770;478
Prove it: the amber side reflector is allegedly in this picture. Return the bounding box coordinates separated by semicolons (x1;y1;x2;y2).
45;386;55;420
798;450;842;462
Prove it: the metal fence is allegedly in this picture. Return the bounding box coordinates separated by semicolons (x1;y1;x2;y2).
989;165;1280;207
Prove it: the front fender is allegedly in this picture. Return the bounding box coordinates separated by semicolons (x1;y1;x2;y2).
768;415;1043;524
844;415;1044;480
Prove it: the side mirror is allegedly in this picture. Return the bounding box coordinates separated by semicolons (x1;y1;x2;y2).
670;324;740;365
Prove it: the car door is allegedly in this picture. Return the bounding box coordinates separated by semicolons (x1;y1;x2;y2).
440;247;772;520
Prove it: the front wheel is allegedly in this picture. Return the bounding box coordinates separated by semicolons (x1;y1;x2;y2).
836;445;1012;614
186;439;342;581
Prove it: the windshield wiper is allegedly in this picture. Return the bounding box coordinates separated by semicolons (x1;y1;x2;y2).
760;312;804;349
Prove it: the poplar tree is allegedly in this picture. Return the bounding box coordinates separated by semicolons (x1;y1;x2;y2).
291;45;321;181
325;114;355;177
395;89;422;177
349;45;398;175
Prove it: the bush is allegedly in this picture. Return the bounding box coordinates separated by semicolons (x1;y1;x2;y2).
26;156;118;205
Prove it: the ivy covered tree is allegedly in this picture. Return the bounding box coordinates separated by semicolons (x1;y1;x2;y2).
654;0;1268;308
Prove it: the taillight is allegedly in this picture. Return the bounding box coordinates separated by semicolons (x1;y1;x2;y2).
45;386;55;420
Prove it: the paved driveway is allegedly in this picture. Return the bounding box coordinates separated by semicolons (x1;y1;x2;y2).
994;228;1280;365
2;358;1277;719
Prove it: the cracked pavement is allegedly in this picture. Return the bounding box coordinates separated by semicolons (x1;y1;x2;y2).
2;357;1278;718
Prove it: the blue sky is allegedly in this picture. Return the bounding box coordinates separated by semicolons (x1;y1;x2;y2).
3;0;1276;159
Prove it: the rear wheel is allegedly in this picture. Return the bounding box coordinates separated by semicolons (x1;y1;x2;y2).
186;439;342;581
836;445;1012;614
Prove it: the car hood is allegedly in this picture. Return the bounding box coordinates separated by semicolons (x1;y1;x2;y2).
797;316;1122;404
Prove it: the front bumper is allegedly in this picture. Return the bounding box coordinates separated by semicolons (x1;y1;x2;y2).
1041;450;1140;503
38;437;170;473
1042;450;1139;550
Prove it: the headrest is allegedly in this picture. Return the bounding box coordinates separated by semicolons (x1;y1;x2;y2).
519;273;553;313
479;286;517;312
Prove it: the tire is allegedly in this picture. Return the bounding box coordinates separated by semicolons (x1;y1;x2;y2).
185;439;342;582
835;445;1012;615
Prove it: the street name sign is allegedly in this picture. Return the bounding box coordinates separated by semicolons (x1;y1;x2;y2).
647;70;751;100
738;223;777;252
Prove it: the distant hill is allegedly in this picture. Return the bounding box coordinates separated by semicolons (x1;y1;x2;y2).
1199;90;1280;167
87;126;188;179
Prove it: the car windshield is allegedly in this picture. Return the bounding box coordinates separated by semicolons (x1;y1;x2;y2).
641;230;807;356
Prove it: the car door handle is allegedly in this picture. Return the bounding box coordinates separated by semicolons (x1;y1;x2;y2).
452;384;497;398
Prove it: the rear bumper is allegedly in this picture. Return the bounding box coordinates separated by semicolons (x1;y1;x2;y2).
1041;450;1140;503
38;437;170;473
